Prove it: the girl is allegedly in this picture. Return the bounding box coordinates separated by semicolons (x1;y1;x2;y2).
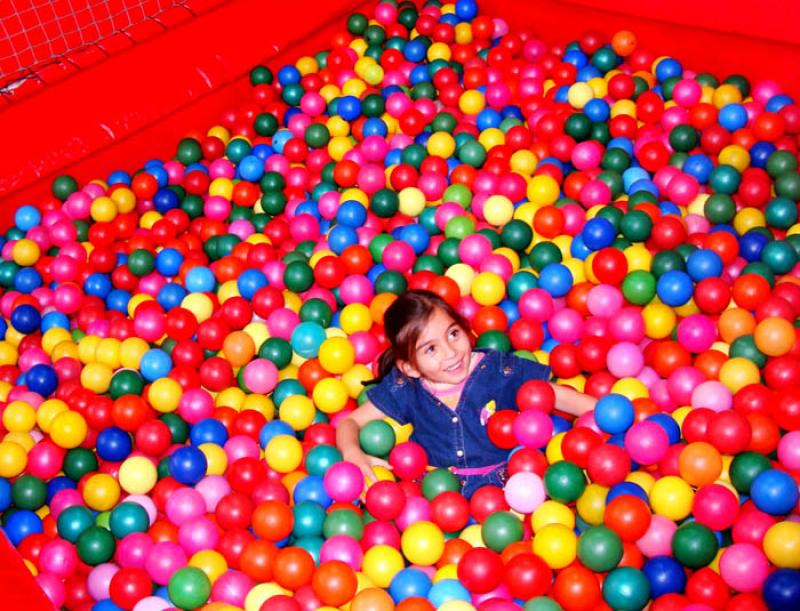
337;290;597;498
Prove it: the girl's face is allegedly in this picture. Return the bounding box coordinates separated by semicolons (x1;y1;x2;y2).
398;308;472;385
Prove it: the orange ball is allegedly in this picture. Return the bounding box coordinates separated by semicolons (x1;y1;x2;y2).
273;546;315;591
222;330;255;367
754;317;797;356
437;538;472;568
611;30;637;56
370;293;397;326
252;500;294;542
694;350;727;380
678;441;722;487
718;308;755;344
397;598;435;611
350;588;396;611
311;560;358;607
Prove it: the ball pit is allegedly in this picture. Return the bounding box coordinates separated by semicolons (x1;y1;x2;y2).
2;1;800;610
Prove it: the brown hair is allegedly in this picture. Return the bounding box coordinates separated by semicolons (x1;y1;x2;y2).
372;290;473;382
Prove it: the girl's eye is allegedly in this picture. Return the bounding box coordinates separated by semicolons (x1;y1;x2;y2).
426;346;436;355
449;328;460;339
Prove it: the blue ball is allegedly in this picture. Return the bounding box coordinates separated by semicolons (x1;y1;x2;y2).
582;217;616;250
156;248;184;277
607;482;649;504
3;509;43;546
683;154;714;183
362;117;388;137
93;600;126;611
328;225;359;254
538;263;573;298
584;98;610;122
106;289;132;313
642;556;686;599
718;103;748;131
47;476;75;502
739;231;769;262
390;568;433;602
647;413;681;445
655;57;682;81
337;200;368;227
750;469;800;515
14;268;42;293
25;364;58;396
259;420;296;449
686;249;724;281
0;478;11;512
594;394;635;434
96;427;133;462
84;273;113;298
10;304;41;333
656;270;693;306
427;579;471;607
237;269;268;300
157;284;187;310
14;206;41;231
238;155;264;181
140;349;172;382
168;446;208;485
190;418;229;446
399;224;430;255
153;189;180;213
290;321;327;359
338;96;362;121
41;311;70;332
108;170;131;186
763;569;800;611
292;474;332;508
185;266;216;292
454;0;478;21
277;65;301;85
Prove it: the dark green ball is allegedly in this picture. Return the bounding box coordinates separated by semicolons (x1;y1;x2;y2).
249;65;273;85
323;508;364;539
283;261;314;292
501;220;533;251
347;13;368;34
459;140;487;167
304;123;330;148
672;522;718;569
260;171;285;192
597;170;623;197
544;460;586;503
11;475;48;510
524;597;562;611
109;502;150;538
413;254;445;275
254;112;278;137
57;505;95;543
182;195;203;219
161;413;189;444
704;194;736;224
478;228;503;250
775;172;800;200
482;511;524;552
564;114;592;141
362;93;385;117
397;6;418;29
529;242;562;272
432;112;457;133
364;24;386;46
401;144;427;169
579;526;623;572
695;73;719;88
767;150;798;178
603;567;651;611
299;298;332;327
741;261;775;286
602;148;631;172
421;468;461;501
359;420;396;457
622;271;657;305
437;238;461;267
0;261;18;288
412;81;436;101
709;164;741;195
596;205;623;230
591;47;618;72
64;448;98;481
730;334;767;368
127;249;155;277
651;250;686;277
507;271;538;302
724;74;751;98
52;175;79;200
730;451;772;494
176;138;202;164
293;501;326;538
620;210;653;242
281;83;304;106
761;240;798;274
77;526;116;565
375;270;408;295
669;125;698;152
371;189;400;218
476;330;511;352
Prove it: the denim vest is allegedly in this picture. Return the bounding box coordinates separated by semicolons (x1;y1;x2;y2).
366;349;551;496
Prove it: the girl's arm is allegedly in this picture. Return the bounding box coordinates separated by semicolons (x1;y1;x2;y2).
551;384;597;417
336;400;393;483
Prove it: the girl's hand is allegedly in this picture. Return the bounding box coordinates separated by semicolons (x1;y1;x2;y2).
343;449;393;484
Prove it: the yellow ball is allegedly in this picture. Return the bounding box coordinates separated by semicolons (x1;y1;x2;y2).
12;239;41;266
148;377;183;413
576;483;608;526
649;475;694;521
532;501;575;533
189;549;228;584
527;174;561;206
719;357;761;393
763;521;800;568
318;336;355;374
279;395;316;431
642;302;677;339
90;196;118;222
50;411;88;449
362;545;405;588
401;521;445;566
244;583;290;611
567;82;595;109
199;442;228;476
342;364;373;398
0;341;18;366
427;132;456;158
95;338;122;369
119;456;158;495
83;473;121;511
483;195;514;226
446;263;477;296
533;523;577;569
340;303;373;334
546;432;566;464
182;293;214;323
439;602;477;611
471;272;506;306
459;90;486;115
37;399;69;433
80;362;113;393
265;435;303;473
120;337;149;369
2;401;36;433
312;377;349;414
0;440;27;477
398;187;426;217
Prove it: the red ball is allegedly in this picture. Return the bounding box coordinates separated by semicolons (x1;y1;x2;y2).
109;568;152;610
686;567;730;609
504;552;552;600
134;420;172;457
604;495;652;542
561;426;603;469
509;318;544;351
215;491;254;530
507;447;548;478
516;380;555;413
311;560;357;607
587;443;631;486
772;387;800;431
551;564;602;611
682;407;715;443
365;481;407;522
706;410;752;454
430;490;470;532
486;410;518;449
260;595;300;611
457;547;504;593
389;442;428;481
273;547;315;590
592;247;628;285
469;485;510;523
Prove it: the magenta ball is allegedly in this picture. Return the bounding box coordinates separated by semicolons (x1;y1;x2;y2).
36;572;66;607
133;596;173;611
382;241;416;272
777;430;800;470
242;358;278;394
692;483;739;531
39;539;78;577
145;542;187;585
636;514;676;558
719;543;770;592
548;308;583;343
395;496;431;531
667;366;706;405
459;234;493;267
504;472;545;514
732;506;778;546
323;462;365;503
512;409;553;448
586;284;623;317
178;388;214;424
606;342;645;378
677;314;717;353
165;487;206;526
518;288;554;323
339;274;374;305
178;516;219;555
624;420;669;465
116;533;154;569
319;534;364;569
608;307;646;343
266;307;300;340
571;140;603;170
211;570;253;607
691;380;733;412
349;331;379;364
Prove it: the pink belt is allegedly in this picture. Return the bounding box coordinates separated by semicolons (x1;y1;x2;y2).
450;462;504;476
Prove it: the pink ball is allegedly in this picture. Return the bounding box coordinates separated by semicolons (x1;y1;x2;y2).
480;254;513;281
382;241;416;272
339;274;374;305
36;572;65;607
362;520;401;550
178;388;214;424
318;192;340;220
350;331;379;364
242;359;278;394
571;141;603;170
116;532;154;569
456;296;480;322
548;308;583;343
27;440;64;479
624;421;669;465
263;261;287;291
512;409;553;448
693;483;739;531
519;288;554;323
323;462;365;503
395;496;431;531
224;435;260;463
667;366;706;405
579;179;611;207
195;475;231;513
504;472;545;514
178;516;219;555
636;514;677;558
266;307;300;340
133;596;173;611
145;542;187;585
778;430;800;471
672;79;702;107
719;543;770;592
677;314;717;353
418;172;447;200
358;164;387;194
691;380;733;412
300;92;326;116
204;195;231;221
49;488;84;519
320;534;364;569
165;487;206;526
39;539;78;577
211;570;253;607
606;342;644;378
586;284;623;317
289;213;320;242
88;563;119;601
459;234;493;267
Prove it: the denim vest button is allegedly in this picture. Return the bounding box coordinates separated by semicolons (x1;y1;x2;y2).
452;416;458;423
456;450;464;457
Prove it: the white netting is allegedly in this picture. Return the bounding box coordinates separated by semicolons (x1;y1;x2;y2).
1;0;189;90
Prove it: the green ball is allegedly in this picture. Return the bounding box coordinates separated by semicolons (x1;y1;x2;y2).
109;502;150;538
602;567;651;611
254;112;278;137
704;193;736;224
724;74;751;98
293;536;324;564
249;65;273;85
0;261;19;288
776;172;800;200
443;184;472;209
544;460;586;503
730;335;767;368
767;150;798;178
364;24;386;46
437;238;461;266
476;330;511;352
161;413;189;444
729;451;772;494
359;420;396;457
413;255;445;275
709;164;741;195
57;505;95;543
507;271;538;302
323;508;364;539
110;369;145;399
765;197;799;229
651;250;686;277
479;228;503;250
363;93;385;117
77;526;116;565
259;337;293;369
592;47;618;72
482;511;524;552
375;270;408;295
695;73;719;88
578;526;623;572
397;6;418;30
622;270;656;305
128;249;155;277
226;138;251;163
412;81;436;101
347;12;368;34
597;170;623;198
283;261;314;292
260;171;285;192
432;112;457;133
369;234;394;263
501;220;533;251
444;216;475;240
602;148;631;172
371;189;399;218
564;114;592;141
304;445;342;477
761;240;798;274
299;298;332;327
672;522;718;569
421;468;461;501
168;566;212;610
175;138;202;164
529;242;562;271
281;83;304;106
64;448;98;481
12;475;48;510
52;175;79;200
597;205;623;230
458;140;487;167
669;125;698;152
620;210;653;242
401;144;427;169
305;123;330;148
182;195;204;219
524;597;563;611
741;261;775;287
